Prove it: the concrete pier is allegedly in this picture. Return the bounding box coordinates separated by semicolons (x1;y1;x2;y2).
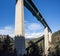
15;0;25;56
15;0;24;36
44;27;49;56
49;32;52;47
49;32;52;43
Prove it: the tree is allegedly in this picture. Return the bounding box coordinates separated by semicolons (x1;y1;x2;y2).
27;41;43;56
4;35;13;51
55;45;60;56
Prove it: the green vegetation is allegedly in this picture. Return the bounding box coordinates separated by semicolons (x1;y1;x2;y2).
0;30;60;56
26;41;43;56
0;35;17;56
25;30;60;56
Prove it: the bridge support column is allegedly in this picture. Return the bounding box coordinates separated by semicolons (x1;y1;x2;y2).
44;27;49;56
49;32;52;47
15;0;25;56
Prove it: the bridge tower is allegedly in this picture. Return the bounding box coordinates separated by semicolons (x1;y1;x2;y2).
14;0;25;56
44;27;52;56
44;27;49;56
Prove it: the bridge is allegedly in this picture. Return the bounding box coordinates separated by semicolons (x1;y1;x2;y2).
15;0;52;56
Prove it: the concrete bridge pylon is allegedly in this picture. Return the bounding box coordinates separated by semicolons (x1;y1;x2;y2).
14;0;25;56
44;27;49;56
49;32;52;43
44;27;52;56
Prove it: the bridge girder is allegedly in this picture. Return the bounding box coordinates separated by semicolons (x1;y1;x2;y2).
24;0;52;32
16;0;52;32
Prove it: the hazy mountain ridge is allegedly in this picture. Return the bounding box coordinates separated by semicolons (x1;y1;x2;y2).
26;30;60;48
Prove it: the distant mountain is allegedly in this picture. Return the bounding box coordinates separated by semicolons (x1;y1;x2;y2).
25;36;44;48
26;30;60;48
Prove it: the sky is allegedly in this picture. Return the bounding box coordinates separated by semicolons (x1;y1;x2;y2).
0;0;60;38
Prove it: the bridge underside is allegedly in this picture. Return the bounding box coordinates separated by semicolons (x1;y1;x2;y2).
15;0;52;56
24;0;52;32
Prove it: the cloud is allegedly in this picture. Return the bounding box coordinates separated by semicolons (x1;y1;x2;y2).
0;26;14;37
28;23;42;31
25;32;44;38
0;21;43;38
24;21;44;38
